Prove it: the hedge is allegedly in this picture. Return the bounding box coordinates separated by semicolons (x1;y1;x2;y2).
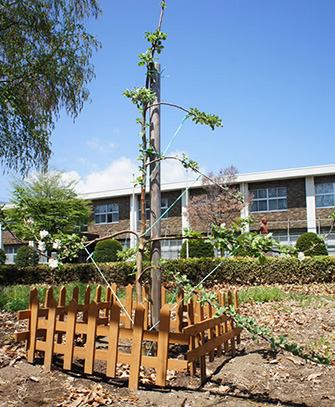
1;256;334;286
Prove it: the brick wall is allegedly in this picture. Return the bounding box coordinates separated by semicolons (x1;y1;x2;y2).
88;196;131;239
248;178;307;232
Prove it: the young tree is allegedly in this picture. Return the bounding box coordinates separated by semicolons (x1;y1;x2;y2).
186;166;246;232
2;172;92;266
5;172;92;240
0;0;101;175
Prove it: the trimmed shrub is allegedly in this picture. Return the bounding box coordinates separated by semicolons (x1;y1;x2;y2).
93;239;123;263
15;245;40;267
0;256;334;287
180;239;214;259
0;248;6;265
295;232;328;256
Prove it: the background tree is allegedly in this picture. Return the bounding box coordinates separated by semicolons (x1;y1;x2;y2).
295;232;328;256
4;172;92;243
93;239;123;263
15;245;40;267
186;165;246;233
0;0;101;175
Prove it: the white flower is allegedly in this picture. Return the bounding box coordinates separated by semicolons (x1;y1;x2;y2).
26;218;34;224
48;258;58;269
298;252;305;262
39;230;49;239
37;241;46;252
52;239;61;250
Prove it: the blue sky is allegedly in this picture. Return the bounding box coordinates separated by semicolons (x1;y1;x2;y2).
1;0;334;202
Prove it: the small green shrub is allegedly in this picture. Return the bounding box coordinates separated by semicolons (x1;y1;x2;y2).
93;239;123;263
180;239;214;259
0;248;6;265
15;245;40;267
296;232;328;256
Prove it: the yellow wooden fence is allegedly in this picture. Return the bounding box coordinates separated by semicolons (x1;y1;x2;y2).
15;285;241;391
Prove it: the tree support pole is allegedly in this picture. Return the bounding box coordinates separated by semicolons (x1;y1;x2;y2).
150;62;161;328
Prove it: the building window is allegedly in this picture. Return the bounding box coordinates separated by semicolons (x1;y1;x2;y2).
94;204;119;224
315;183;335;208
139;198;169;221
250;187;287;212
5;246;18;264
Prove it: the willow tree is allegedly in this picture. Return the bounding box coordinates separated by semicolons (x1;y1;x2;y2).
0;0;101;175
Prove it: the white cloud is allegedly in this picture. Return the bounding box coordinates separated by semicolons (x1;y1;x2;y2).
63;151;203;195
161;150;198;184
86;138;116;153
72;157;138;193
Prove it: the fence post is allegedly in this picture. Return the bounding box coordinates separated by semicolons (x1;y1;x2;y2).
106;303;121;378
95;285;102;303
63;298;77;370
44;296;57;371
176;287;184;333
156;304;170;386
125;284;133;329
234;290;240;344
45;287;53;308
142;285;149;330
129;304;145;391
27;294;39;364
215;290;222;357
57;286;66;344
84;301;98;374
73;286;79;303
222;292;229;354
227;291;236;357
187;299;196;376
104;286;111;321
206;302;215;362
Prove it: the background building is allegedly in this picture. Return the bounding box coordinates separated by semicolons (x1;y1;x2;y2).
2;164;334;263
81;164;335;259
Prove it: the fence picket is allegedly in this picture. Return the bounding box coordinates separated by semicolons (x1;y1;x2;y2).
156;304;171;386
57;287;66;344
84;301;98;374
72;286;79;303
187;299;196;376
27;294;39;363
63;298;77;370
16;284;241;391
44;296;57;371
125;284;133;329
227;291;236;357
129;304;145;391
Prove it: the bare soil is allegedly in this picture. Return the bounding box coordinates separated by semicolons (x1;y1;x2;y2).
0;284;334;407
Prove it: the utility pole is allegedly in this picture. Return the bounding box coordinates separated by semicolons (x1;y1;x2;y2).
150;62;161;328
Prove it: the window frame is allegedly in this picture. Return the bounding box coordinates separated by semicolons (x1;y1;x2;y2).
315;183;335;209
94;203;119;224
139;198;169;221
250;187;287;213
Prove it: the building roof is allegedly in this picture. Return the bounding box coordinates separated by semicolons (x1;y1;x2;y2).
79;164;335;201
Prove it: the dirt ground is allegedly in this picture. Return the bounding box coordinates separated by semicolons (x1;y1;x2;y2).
0;284;334;407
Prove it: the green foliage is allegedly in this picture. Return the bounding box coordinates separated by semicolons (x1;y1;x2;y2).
0;248;6;265
138;30;168;67
93;239;123;263
179;239;214;259
0;0;101;175
188;107;223;130
0;282;129;312
123;87;156;110
15;246;40;267
238;286;288;304
0;256;334;288
296;232;328;256
4;172;92;241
